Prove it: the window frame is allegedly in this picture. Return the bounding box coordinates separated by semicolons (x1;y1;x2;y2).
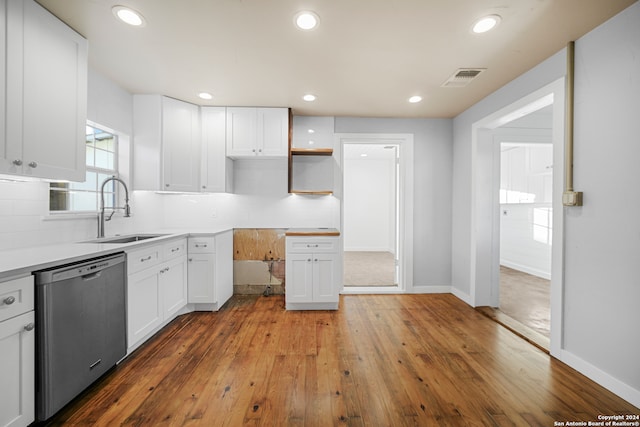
48;121;121;215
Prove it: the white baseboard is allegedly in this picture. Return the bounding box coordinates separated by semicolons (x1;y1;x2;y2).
556;349;640;409
410;285;451;294
344;247;395;253
500;259;551;280
451;287;474;306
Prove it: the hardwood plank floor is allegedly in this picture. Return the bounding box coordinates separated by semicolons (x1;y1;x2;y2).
45;294;638;426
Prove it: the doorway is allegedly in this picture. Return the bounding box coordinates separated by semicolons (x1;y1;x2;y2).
342;143;399;288
336;133;414;294
498;138;553;339
470;77;565;356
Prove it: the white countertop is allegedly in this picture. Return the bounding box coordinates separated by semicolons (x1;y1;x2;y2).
0;228;231;280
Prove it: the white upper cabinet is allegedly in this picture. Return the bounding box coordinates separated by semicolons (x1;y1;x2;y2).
1;0;87;181
133;95;200;192
162;97;201;192
226;107;288;158
201;107;233;193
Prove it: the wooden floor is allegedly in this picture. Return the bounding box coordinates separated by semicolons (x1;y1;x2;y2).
46;294;638;426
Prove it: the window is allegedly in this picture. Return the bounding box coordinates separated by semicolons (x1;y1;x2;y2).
49;124;118;212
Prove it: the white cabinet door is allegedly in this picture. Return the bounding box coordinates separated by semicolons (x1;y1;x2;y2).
258;108;289;157
127;268;162;349
226;107;257;157
161;256;188;318
2;0;87;181
0;311;35;427
313;253;338;303
133;95;200;192
162;97;200;192
226;107;288;158
201;106;233;193
286;253;314;303
188;253;215;304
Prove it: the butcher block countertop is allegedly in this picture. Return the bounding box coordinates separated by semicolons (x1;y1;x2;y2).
285;228;340;236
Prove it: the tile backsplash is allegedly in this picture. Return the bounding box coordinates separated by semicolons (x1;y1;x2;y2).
0;179;339;252
0;180;163;251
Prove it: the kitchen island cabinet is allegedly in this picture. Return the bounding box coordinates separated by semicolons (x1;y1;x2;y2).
285;234;341;310
0;0;87;182
226;107;289;158
0;275;35;427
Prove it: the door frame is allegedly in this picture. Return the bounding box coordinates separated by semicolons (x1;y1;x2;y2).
335;133;414;294
469;77;565;356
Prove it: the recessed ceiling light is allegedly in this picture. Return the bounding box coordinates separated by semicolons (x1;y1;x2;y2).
295;11;319;30
360;154;368;157
198;92;213;100
112;6;146;27
303;94;316;102
472;15;501;33
408;95;422;103
308;129;315;134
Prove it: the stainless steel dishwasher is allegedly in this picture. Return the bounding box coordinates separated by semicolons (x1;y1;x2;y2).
34;252;127;421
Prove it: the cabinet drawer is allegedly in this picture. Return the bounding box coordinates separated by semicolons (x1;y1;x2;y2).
286;237;338;253
164;239;187;260
188;236;215;254
127;245;162;274
0;276;34;322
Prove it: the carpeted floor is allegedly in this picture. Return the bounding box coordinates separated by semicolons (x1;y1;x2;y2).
500;266;550;337
343;251;396;287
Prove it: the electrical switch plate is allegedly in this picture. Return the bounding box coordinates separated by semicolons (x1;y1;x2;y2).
562;191;583;206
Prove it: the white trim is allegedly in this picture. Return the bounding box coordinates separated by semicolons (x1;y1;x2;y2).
558;349;640;409
499;260;551;280
469;78;565;345
451;287;474;306
335;133;414;294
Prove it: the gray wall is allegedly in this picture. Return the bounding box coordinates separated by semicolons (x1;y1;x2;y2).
451;1;640;406
335;117;453;288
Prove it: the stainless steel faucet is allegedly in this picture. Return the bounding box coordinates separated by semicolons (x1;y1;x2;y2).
98;176;131;238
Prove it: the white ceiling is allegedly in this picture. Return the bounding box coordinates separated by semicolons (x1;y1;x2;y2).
36;0;637;118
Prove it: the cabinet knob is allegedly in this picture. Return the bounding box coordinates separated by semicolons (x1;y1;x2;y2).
12;159;23;166
314;258;318;262
202;185;206;189
24;323;35;332
165;183;170;187
189;258;193;262
3;296;16;305
28;161;38;168
307;258;312;262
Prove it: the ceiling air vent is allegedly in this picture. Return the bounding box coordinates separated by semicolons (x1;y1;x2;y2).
442;68;486;88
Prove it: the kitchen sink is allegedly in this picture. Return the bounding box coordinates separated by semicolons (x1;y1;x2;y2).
85;234;169;244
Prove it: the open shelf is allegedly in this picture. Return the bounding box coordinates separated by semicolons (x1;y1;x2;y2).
288;113;335;195
290;148;333;156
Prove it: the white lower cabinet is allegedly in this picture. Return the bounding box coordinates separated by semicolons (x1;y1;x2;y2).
0;276;35;427
187;231;233;311
126;238;187;353
161;255;188;319
285;236;340;310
